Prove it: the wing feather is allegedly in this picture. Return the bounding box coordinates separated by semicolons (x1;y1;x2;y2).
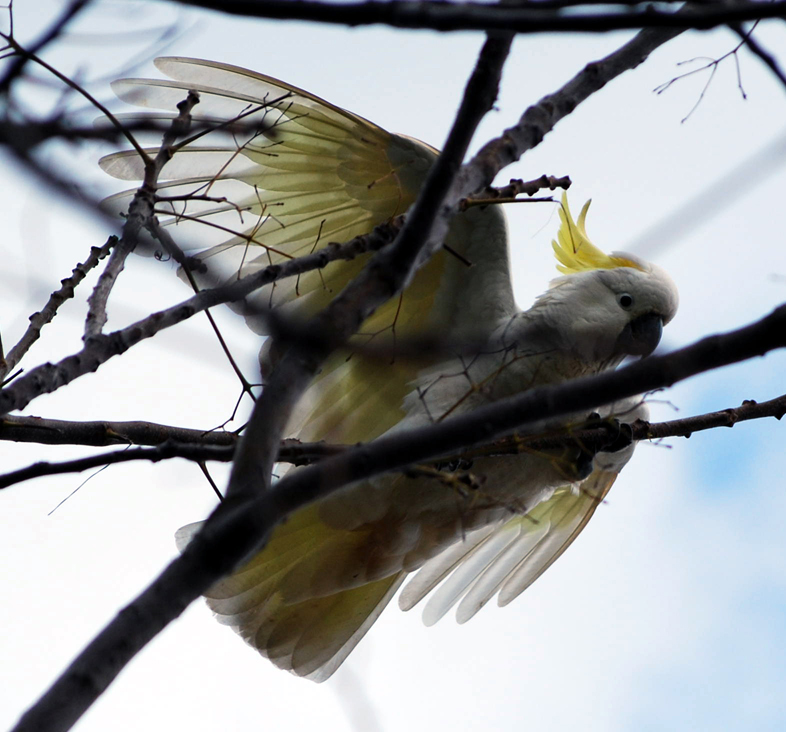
496;469;617;606
104;57;516;445
400;401;648;623
421;522;547;627
125;59;524;677
399;472;618;625
397;524;498;612
454;520;552;623
177;507;405;680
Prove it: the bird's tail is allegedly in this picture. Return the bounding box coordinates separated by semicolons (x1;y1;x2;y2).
176;506;405;681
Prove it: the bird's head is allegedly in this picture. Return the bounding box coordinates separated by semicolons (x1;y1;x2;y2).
535;195;678;364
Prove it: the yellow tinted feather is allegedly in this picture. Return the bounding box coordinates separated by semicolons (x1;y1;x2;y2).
552;192;640;274
106;59;674;682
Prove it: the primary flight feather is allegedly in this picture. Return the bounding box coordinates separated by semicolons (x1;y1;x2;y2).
102;57;678;681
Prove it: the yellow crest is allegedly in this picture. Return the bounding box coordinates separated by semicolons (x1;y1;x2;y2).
552;193;641;275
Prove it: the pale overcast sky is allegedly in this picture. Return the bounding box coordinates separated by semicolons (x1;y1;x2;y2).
2;2;786;731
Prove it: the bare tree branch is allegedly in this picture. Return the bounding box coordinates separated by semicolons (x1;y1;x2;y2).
732;23;786;90
0;213;408;418
84;92;201;338
0;238;115;382
3;392;784;491
0;442;235;489
164;0;786;34
1;32;150;160
461;174;572;210
0;0;90;95
643;393;786;439
0;414;238;447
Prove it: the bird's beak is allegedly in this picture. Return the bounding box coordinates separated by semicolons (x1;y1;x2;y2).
615;312;663;357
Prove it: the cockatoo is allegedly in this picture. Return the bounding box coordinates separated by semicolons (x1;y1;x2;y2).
101;58;678;681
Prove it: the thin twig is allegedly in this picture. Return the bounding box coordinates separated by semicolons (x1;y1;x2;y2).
654;33;750;122
84;93;200;339
0;0;89;95
0;238;115;382
0;442;235;490
731;23;786;91
0;31;150;160
0;215;404;418
459;174;571;210
146;216;258;400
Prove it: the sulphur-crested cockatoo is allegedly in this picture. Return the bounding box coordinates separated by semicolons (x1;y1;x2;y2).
101;58;678;681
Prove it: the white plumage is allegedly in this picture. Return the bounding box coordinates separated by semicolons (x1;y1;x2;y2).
104;58;678;680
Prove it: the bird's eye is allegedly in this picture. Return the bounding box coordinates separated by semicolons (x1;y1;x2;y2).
617;293;634;310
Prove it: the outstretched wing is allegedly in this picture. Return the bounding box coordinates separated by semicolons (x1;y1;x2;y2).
102;57;516;443
399;400;648;623
398;468;618;624
107;60;522;678
176;508;406;682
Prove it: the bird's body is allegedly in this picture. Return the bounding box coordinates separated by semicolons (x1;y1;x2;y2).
104;58;678;681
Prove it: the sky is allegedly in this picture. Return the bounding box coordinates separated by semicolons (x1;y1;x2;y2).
1;2;786;731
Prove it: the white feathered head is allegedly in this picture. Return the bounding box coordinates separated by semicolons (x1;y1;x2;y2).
534;194;678;363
